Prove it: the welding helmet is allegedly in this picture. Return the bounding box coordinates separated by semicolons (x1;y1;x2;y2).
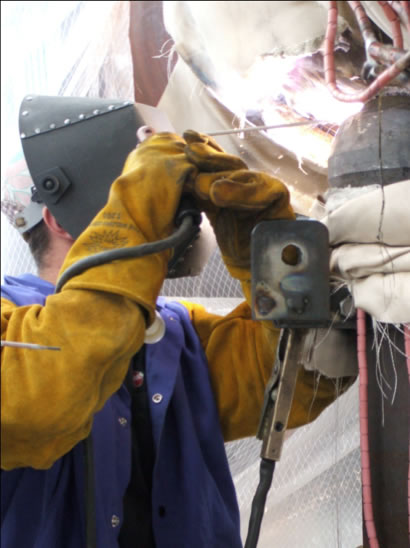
16;94;216;277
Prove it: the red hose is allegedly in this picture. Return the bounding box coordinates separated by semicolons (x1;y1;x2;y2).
357;308;380;547
404;324;410;535
398;0;410;32
324;1;410;103
378;1;404;49
390;1;410;34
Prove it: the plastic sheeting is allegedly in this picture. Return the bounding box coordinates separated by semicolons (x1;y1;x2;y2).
1;3;363;546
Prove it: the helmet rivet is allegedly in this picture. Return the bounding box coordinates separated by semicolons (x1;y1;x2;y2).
78;113;85;119
26;96;33;101
64;118;70;125
34;128;41;134
22;110;29;116
108;105;115;110
20;133;26;139
15;217;27;227
93;109;99;115
42;177;59;193
49;123;56;129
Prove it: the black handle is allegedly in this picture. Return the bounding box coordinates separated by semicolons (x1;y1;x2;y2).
174;194;202;227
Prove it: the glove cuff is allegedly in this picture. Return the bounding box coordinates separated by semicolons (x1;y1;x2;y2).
61;250;169;325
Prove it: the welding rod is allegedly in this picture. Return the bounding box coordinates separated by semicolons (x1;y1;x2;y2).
1;340;61;351
207;120;326;136
139;120;326;143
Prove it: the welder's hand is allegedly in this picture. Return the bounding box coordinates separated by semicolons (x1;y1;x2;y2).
59;132;198;323
183;130;295;300
119;132;198;241
183;129;248;172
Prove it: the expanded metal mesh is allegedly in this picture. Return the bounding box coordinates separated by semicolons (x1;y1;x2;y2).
227;383;362;548
162;246;242;298
1;213;37;281
2;3;363;546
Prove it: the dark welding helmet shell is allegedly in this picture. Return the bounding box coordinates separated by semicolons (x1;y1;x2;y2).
19;94;174;238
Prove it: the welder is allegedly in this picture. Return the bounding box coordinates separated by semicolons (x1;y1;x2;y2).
0;95;354;548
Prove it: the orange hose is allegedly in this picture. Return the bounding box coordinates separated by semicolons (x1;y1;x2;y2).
378;1;404;49
357;308;380;548
404;324;410;535
324;1;410;103
403;0;410;21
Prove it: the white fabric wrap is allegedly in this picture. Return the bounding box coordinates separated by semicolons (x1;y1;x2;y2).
322;180;410;323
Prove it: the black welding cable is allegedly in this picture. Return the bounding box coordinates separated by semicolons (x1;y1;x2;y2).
55;216;194;293
56;214;196;548
244;458;276;548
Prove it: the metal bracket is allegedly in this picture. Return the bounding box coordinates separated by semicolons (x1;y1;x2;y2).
34;166;72;205
251;220;330;328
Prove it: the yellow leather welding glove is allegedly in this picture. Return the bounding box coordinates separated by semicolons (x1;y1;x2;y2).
183;131;355;434
184;130;295;303
59;133;198;324
184;130;248;171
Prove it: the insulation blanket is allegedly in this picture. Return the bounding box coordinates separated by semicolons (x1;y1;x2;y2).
322;181;410;323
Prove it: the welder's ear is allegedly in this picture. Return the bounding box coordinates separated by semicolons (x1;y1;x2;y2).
183;129;248;173
43;207;74;241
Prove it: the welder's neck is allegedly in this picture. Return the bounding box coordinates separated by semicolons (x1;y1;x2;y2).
39;238;74;285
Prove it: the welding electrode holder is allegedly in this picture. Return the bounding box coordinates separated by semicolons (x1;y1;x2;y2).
245;218;331;548
257;328;308;459
251;219;332;461
245;328;309;548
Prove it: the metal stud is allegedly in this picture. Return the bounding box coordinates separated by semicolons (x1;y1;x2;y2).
20;133;26;139
22;110;29;116
64;118;70;125
108;105;115;110
78;113;85;120
26;96;33;101
34;128;41;134
49;123;56;129
93;109;99;115
15;217;27;227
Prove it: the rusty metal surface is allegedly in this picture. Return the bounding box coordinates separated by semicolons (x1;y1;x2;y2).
251;219;330;327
